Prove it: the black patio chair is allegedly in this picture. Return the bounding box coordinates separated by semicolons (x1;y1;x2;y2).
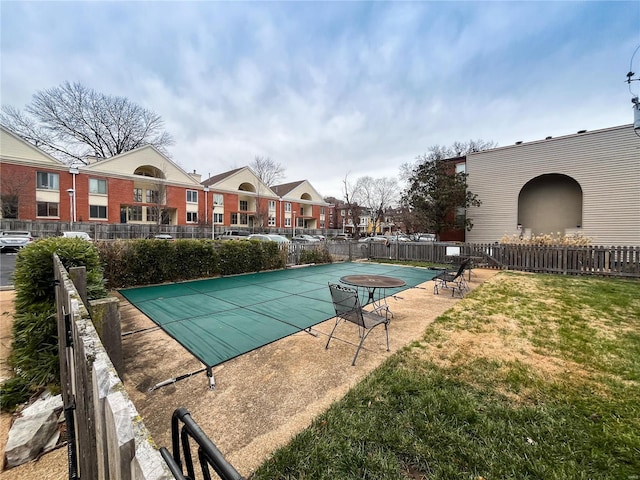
327;283;390;366
433;259;470;297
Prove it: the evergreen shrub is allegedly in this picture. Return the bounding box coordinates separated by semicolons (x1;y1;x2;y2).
2;237;107;411
299;245;333;265
97;239;286;288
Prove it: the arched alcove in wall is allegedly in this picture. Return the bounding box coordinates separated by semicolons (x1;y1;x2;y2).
133;165;165;179
300;193;312;200
518;174;583;235
238;182;256;192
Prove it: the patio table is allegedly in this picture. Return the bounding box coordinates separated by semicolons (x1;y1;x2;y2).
339;274;406;316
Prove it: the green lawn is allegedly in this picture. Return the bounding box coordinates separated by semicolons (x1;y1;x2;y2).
251;272;640;480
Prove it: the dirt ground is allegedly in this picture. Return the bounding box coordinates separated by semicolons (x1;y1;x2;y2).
0;290;68;480
0;267;498;478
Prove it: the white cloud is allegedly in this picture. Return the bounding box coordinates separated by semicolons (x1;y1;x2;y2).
1;1;637;199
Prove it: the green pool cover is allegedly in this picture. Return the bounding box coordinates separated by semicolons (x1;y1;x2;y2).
119;262;438;368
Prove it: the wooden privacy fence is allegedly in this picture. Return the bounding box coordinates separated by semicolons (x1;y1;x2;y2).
470;244;640;277
354;242;640;278
54;254;171;479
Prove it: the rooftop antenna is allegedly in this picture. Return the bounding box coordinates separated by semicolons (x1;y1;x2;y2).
626;44;640;133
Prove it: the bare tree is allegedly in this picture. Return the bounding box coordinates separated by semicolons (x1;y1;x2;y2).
250;156;285;187
249;156;285;231
1;82;174;165
1;171;31;218
342;173;364;238
148;177;168;229
356;176;399;235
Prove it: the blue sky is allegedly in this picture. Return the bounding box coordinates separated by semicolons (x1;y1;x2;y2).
2;1;638;198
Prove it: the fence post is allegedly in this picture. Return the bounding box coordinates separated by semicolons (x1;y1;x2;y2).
89;297;123;377
69;266;87;306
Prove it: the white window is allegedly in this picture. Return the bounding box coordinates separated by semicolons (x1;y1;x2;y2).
269;200;276;211
341;210;345;217
89;178;107;194
146;207;158;222
37;202;59;217
320;207;325;215
284;202;291;212
456;163;466;174
284;217;291;227
268;216;276;226
134;188;143;202
129;206;143;221
89;205;107;219
213;194;224;206
146;190;159;203
186;211;198;223
36;172;59;190
213;213;223;224
186;190;198;203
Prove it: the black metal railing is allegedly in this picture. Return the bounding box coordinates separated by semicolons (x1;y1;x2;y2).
160;408;244;480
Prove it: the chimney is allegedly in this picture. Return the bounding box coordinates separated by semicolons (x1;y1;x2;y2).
189;170;202;183
83;154;103;165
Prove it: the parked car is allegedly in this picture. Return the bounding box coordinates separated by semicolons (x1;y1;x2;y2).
248;234;290;244
312;234;326;241
62;231;93;241
220;230;251;240
151;234;174;241
291;234;320;243
247;234;270;242
385;235;411;243
416;234;436;242
0;231;34;251
358;236;388;243
266;234;290;244
330;233;352;241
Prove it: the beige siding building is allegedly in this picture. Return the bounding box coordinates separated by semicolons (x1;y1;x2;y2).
466;124;640;246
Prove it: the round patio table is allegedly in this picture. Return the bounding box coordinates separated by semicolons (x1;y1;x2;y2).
339;274;406;314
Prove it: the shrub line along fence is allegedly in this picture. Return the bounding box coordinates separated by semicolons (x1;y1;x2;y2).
54;254;172;480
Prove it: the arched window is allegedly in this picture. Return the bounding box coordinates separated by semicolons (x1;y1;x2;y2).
518;174;583;234
133;165;165;179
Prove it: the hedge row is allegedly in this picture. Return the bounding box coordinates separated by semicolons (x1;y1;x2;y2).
97;239;287;289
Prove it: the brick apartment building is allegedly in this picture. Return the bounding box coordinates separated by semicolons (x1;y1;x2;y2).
0;125;330;231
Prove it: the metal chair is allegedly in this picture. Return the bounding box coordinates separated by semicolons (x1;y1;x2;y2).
327;283;390;366
433;259;470;297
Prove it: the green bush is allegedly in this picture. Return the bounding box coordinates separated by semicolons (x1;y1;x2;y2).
97;239;286;288
299;245;333;265
13;237;107;313
2;238;107;411
0;376;31;412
